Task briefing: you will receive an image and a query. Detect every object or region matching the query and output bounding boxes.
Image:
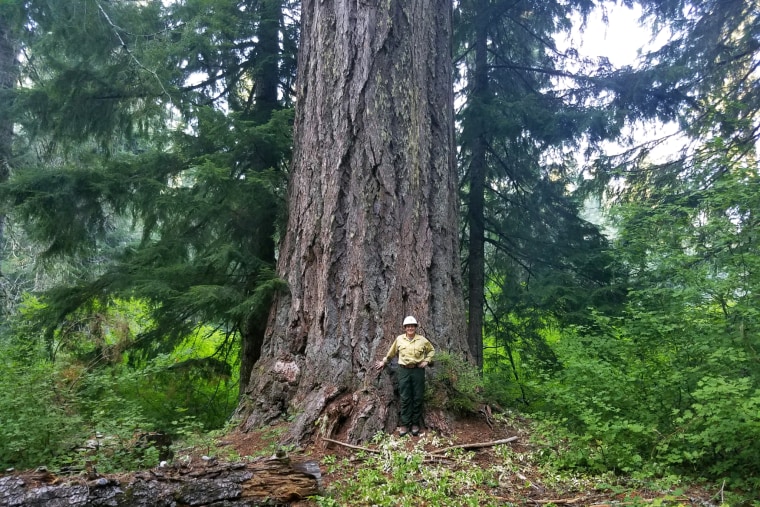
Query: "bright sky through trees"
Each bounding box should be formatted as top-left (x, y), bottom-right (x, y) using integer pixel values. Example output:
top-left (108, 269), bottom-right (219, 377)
top-left (571, 3), bottom-right (654, 67)
top-left (563, 4), bottom-right (684, 168)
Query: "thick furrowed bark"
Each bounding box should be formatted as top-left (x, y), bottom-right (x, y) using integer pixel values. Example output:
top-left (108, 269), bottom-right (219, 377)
top-left (238, 0), bottom-right (468, 444)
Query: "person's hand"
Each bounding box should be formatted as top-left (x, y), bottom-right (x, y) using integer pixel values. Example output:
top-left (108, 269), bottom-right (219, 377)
top-left (419, 361), bottom-right (429, 368)
top-left (374, 359), bottom-right (386, 371)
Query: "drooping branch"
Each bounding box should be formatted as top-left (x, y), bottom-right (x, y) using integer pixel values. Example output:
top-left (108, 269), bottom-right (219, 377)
top-left (95, 1), bottom-right (172, 100)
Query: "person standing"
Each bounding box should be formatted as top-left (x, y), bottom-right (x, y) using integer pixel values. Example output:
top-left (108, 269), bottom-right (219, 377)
top-left (375, 316), bottom-right (435, 436)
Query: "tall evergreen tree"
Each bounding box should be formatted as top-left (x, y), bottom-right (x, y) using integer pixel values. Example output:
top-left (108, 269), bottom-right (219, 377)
top-left (238, 0), bottom-right (468, 444)
top-left (589, 0), bottom-right (760, 189)
top-left (1, 0), bottom-right (297, 393)
top-left (604, 0), bottom-right (760, 371)
top-left (535, 0), bottom-right (760, 483)
top-left (455, 0), bottom-right (620, 374)
top-left (0, 5), bottom-right (17, 248)
top-left (0, 2), bottom-right (21, 317)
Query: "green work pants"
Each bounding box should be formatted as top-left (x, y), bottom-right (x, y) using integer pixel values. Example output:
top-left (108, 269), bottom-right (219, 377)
top-left (397, 366), bottom-right (425, 427)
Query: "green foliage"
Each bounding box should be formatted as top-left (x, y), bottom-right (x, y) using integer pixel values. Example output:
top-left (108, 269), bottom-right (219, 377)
top-left (481, 360), bottom-right (528, 409)
top-left (427, 352), bottom-right (484, 414)
top-left (1, 0), bottom-right (296, 394)
top-left (657, 374), bottom-right (760, 491)
top-left (1, 0), bottom-right (294, 474)
top-left (524, 4), bottom-right (760, 490)
top-left (481, 313), bottom-right (564, 408)
top-left (455, 0), bottom-right (624, 369)
top-left (0, 295), bottom-right (238, 472)
top-left (316, 433), bottom-right (503, 506)
top-left (0, 340), bottom-right (85, 469)
top-left (530, 299), bottom-right (760, 495)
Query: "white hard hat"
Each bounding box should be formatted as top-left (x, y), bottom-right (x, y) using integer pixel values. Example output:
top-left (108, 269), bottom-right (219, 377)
top-left (402, 316), bottom-right (418, 326)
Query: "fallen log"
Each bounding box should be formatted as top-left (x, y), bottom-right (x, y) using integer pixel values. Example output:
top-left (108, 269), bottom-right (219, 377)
top-left (0, 457), bottom-right (321, 506)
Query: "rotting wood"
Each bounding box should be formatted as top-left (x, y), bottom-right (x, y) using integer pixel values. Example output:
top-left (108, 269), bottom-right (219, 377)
top-left (0, 457), bottom-right (321, 506)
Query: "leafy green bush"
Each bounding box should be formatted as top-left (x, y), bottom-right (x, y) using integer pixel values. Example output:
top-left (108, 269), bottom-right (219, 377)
top-left (482, 363), bottom-right (528, 408)
top-left (427, 352), bottom-right (484, 413)
top-left (656, 373), bottom-right (760, 491)
top-left (0, 340), bottom-right (170, 472)
top-left (0, 296), bottom-right (238, 472)
top-left (0, 346), bottom-right (86, 469)
top-left (528, 307), bottom-right (760, 498)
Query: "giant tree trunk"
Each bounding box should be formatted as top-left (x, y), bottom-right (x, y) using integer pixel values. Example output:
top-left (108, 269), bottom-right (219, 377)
top-left (238, 0), bottom-right (468, 444)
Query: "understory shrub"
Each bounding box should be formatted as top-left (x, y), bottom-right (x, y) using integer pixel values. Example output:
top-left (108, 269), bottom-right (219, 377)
top-left (427, 352), bottom-right (484, 413)
top-left (529, 315), bottom-right (760, 497)
top-left (656, 374), bottom-right (760, 491)
top-left (0, 298), bottom-right (238, 472)
top-left (0, 346), bottom-right (86, 469)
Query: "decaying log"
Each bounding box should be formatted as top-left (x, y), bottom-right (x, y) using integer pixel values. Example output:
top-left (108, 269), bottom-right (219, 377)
top-left (0, 457), bottom-right (321, 506)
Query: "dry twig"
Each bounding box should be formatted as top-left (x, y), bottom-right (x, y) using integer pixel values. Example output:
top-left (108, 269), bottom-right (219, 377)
top-left (428, 436), bottom-right (518, 455)
top-left (533, 496), bottom-right (586, 504)
top-left (321, 437), bottom-right (381, 454)
top-left (321, 435), bottom-right (518, 461)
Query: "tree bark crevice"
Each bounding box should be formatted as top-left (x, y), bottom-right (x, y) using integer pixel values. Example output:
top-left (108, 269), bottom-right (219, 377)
top-left (240, 0), bottom-right (467, 445)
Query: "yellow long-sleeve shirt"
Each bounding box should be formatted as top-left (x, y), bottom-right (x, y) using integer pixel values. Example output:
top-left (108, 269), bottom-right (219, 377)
top-left (383, 334), bottom-right (435, 366)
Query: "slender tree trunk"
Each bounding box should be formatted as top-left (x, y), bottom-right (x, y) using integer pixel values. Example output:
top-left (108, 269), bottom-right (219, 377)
top-left (238, 0), bottom-right (284, 398)
top-left (0, 13), bottom-right (17, 258)
top-left (238, 0), bottom-right (467, 444)
top-left (250, 0), bottom-right (281, 125)
top-left (465, 0), bottom-right (489, 370)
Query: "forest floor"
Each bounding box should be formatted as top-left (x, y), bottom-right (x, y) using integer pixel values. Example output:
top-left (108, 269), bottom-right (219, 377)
top-left (216, 413), bottom-right (724, 506)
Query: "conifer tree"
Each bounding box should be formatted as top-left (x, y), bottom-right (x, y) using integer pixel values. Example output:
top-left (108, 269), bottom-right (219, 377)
top-left (455, 0), bottom-right (619, 373)
top-left (601, 0), bottom-right (760, 358)
top-left (541, 0), bottom-right (760, 481)
top-left (238, 0), bottom-right (468, 444)
top-left (0, 2), bottom-right (21, 317)
top-left (1, 0), bottom-right (297, 393)
top-left (0, 7), bottom-right (17, 253)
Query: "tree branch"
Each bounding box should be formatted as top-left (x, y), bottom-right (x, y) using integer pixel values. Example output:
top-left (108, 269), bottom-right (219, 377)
top-left (96, 1), bottom-right (172, 101)
top-left (428, 436), bottom-right (518, 455)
